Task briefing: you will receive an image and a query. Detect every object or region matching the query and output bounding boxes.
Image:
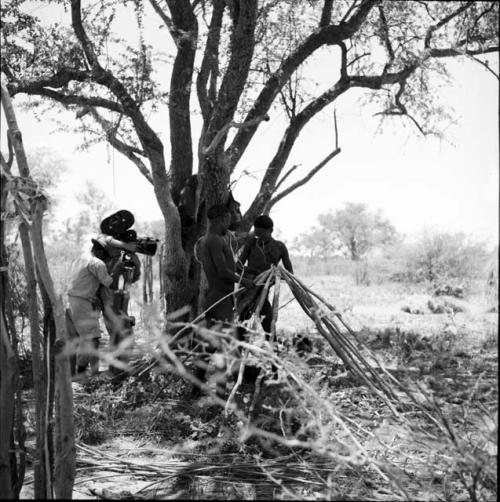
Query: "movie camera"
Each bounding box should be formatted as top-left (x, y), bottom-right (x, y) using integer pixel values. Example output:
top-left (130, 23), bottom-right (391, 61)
top-left (100, 209), bottom-right (159, 257)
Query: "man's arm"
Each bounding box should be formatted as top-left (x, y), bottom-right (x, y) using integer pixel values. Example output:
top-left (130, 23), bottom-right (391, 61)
top-left (208, 237), bottom-right (253, 288)
top-left (236, 238), bottom-right (253, 272)
top-left (104, 236), bottom-right (139, 253)
top-left (88, 259), bottom-right (114, 287)
top-left (280, 243), bottom-right (294, 274)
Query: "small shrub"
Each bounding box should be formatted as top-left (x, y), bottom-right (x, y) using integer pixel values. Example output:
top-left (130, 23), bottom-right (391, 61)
top-left (402, 232), bottom-right (488, 286)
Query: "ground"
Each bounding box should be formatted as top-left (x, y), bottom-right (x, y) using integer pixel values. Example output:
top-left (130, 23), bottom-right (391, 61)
top-left (20, 275), bottom-right (497, 500)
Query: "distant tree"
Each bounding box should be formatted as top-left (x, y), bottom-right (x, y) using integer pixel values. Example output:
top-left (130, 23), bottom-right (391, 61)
top-left (292, 226), bottom-right (340, 261)
top-left (61, 180), bottom-right (115, 245)
top-left (298, 203), bottom-right (398, 261)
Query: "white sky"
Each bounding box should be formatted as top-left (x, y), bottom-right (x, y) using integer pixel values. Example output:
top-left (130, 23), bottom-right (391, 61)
top-left (3, 2), bottom-right (499, 248)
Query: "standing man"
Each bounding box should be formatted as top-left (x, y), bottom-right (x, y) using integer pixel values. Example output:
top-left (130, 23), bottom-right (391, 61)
top-left (96, 236), bottom-right (141, 374)
top-left (237, 214), bottom-right (294, 336)
top-left (193, 204), bottom-right (254, 398)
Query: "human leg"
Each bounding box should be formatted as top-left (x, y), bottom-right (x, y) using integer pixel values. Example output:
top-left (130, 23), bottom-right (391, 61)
top-left (68, 296), bottom-right (101, 375)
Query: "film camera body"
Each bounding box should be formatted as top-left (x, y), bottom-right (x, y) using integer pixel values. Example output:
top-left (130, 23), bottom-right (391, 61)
top-left (100, 209), bottom-right (158, 257)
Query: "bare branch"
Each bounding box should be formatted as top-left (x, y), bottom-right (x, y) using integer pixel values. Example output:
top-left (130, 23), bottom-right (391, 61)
top-left (90, 109), bottom-right (154, 185)
top-left (320, 0), bottom-right (334, 27)
top-left (424, 1), bottom-right (474, 49)
top-left (202, 114), bottom-right (269, 156)
top-left (273, 164), bottom-right (299, 194)
top-left (378, 5), bottom-right (394, 76)
top-left (340, 0), bottom-right (361, 23)
top-left (196, 0), bottom-right (224, 121)
top-left (14, 87), bottom-right (124, 114)
top-left (267, 148), bottom-right (341, 210)
top-left (468, 55), bottom-right (499, 79)
top-left (7, 69), bottom-right (91, 96)
top-left (429, 45), bottom-right (499, 58)
top-left (224, 0), bottom-right (378, 170)
top-left (1, 131), bottom-right (15, 170)
top-left (333, 108), bottom-right (339, 150)
top-left (148, 0), bottom-right (175, 37)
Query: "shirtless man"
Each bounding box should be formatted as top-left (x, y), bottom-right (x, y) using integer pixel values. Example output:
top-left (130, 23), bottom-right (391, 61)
top-left (193, 204), bottom-right (253, 398)
top-left (238, 214), bottom-right (293, 333)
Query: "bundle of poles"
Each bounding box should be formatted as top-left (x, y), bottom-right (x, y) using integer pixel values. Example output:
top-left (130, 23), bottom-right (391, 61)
top-left (240, 265), bottom-right (408, 415)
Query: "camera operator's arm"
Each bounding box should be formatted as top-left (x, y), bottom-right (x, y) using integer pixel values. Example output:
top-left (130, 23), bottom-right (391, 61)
top-left (103, 236), bottom-right (139, 253)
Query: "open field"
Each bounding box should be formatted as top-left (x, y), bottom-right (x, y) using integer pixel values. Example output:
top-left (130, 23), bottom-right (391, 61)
top-left (19, 273), bottom-right (497, 500)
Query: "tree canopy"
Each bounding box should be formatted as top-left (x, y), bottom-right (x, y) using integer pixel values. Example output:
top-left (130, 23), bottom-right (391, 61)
top-left (1, 0), bottom-right (498, 311)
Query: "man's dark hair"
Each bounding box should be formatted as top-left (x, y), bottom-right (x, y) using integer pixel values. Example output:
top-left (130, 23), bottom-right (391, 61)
top-left (207, 204), bottom-right (231, 220)
top-left (91, 240), bottom-right (110, 261)
top-left (254, 215), bottom-right (273, 230)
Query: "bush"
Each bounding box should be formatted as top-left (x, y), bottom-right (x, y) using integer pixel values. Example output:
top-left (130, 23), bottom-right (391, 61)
top-left (402, 232), bottom-right (488, 286)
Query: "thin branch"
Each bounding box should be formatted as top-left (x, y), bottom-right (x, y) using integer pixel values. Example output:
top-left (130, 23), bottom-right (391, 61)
top-left (346, 51), bottom-right (370, 69)
top-left (201, 114), bottom-right (269, 156)
top-left (267, 148), bottom-right (341, 209)
top-left (17, 87), bottom-right (124, 114)
top-left (148, 0), bottom-right (175, 37)
top-left (333, 108), bottom-right (339, 150)
top-left (468, 54), bottom-right (499, 79)
top-left (424, 1), bottom-right (474, 49)
top-left (273, 164), bottom-right (299, 194)
top-left (90, 109), bottom-right (154, 185)
top-left (340, 0), bottom-right (361, 23)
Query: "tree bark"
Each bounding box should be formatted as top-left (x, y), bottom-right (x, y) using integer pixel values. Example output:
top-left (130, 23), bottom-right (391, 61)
top-left (1, 81), bottom-right (75, 498)
top-left (18, 223), bottom-right (49, 498)
top-left (166, 0), bottom-right (198, 204)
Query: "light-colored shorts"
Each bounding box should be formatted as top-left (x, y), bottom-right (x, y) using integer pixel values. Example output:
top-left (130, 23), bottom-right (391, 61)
top-left (67, 296), bottom-right (101, 368)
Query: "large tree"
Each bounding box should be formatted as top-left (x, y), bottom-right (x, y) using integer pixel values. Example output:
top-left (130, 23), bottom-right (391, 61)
top-left (1, 0), bottom-right (498, 313)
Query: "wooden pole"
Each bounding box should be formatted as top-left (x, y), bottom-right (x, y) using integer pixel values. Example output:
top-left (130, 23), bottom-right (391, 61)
top-left (1, 82), bottom-right (75, 499)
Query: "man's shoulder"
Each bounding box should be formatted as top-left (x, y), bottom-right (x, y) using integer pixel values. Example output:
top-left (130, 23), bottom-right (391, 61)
top-left (271, 238), bottom-right (288, 251)
top-left (88, 255), bottom-right (107, 270)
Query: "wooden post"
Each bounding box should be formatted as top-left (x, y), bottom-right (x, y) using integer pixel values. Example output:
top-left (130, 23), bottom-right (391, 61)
top-left (0, 311), bottom-right (16, 499)
top-left (147, 255), bottom-right (153, 302)
top-left (1, 82), bottom-right (75, 499)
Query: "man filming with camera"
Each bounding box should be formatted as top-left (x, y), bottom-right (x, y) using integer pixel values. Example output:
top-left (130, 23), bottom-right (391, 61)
top-left (66, 210), bottom-right (157, 380)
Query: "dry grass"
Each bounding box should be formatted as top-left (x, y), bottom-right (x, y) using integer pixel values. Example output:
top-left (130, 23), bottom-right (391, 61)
top-left (19, 270), bottom-right (497, 500)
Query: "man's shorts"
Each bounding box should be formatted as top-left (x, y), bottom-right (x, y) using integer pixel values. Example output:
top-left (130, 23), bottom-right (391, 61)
top-left (204, 289), bottom-right (234, 325)
top-left (67, 296), bottom-right (101, 368)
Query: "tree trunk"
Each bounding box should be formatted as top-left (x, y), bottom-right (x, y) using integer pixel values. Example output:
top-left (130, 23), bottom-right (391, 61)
top-left (30, 200), bottom-right (75, 500)
top-left (1, 82), bottom-right (75, 498)
top-left (0, 311), bottom-right (16, 500)
top-left (19, 223), bottom-right (49, 498)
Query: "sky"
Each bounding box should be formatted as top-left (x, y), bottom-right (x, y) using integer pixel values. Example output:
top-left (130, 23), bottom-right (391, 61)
top-left (2, 2), bottom-right (499, 249)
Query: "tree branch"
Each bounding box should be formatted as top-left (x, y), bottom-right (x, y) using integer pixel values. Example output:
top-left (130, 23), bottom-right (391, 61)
top-left (266, 148), bottom-right (341, 210)
top-left (424, 1), bottom-right (474, 49)
top-left (320, 0), bottom-right (334, 27)
top-left (201, 113), bottom-right (269, 156)
top-left (205, 0), bottom-right (258, 143)
top-left (340, 0), bottom-right (361, 23)
top-left (224, 0), bottom-right (377, 170)
top-left (7, 69), bottom-right (91, 96)
top-left (467, 54), bottom-right (499, 79)
top-left (378, 5), bottom-right (394, 76)
top-left (148, 0), bottom-right (176, 38)
top-left (163, 0), bottom-right (198, 203)
top-left (273, 164), bottom-right (299, 194)
top-left (89, 109), bottom-right (154, 185)
top-left (12, 86), bottom-right (124, 114)
top-left (196, 0), bottom-right (224, 121)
